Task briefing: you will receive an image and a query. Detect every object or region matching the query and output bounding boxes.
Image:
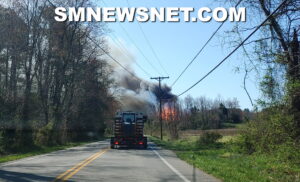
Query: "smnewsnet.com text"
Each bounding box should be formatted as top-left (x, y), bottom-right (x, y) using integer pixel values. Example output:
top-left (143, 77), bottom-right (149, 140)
top-left (54, 7), bottom-right (246, 22)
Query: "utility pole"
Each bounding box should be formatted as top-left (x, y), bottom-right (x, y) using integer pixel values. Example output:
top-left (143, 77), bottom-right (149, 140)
top-left (151, 76), bottom-right (169, 140)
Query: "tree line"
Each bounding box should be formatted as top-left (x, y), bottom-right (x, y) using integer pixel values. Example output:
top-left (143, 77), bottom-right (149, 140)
top-left (145, 95), bottom-right (252, 139)
top-left (0, 0), bottom-right (117, 152)
top-left (179, 96), bottom-right (251, 130)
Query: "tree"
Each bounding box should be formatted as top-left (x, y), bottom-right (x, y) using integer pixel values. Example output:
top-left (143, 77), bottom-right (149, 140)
top-left (226, 0), bottom-right (299, 135)
top-left (0, 0), bottom-right (117, 150)
top-left (222, 0), bottom-right (300, 154)
top-left (219, 103), bottom-right (228, 123)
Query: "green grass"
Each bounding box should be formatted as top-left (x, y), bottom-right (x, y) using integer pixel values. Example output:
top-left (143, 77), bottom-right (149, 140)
top-left (221, 122), bottom-right (246, 129)
top-left (150, 136), bottom-right (300, 182)
top-left (0, 141), bottom-right (93, 164)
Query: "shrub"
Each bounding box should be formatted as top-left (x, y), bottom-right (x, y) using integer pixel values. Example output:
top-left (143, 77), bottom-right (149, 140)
top-left (236, 105), bottom-right (300, 168)
top-left (240, 106), bottom-right (299, 156)
top-left (34, 122), bottom-right (55, 146)
top-left (197, 132), bottom-right (222, 146)
top-left (104, 127), bottom-right (113, 137)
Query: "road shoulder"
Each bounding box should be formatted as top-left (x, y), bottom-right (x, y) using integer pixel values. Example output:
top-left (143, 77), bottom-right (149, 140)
top-left (149, 142), bottom-right (221, 182)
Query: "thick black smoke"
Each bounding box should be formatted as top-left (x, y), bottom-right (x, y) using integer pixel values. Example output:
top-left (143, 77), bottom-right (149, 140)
top-left (116, 73), bottom-right (155, 113)
top-left (119, 94), bottom-right (155, 113)
top-left (151, 84), bottom-right (176, 102)
top-left (118, 75), bottom-right (142, 93)
top-left (107, 37), bottom-right (175, 113)
top-left (117, 74), bottom-right (176, 114)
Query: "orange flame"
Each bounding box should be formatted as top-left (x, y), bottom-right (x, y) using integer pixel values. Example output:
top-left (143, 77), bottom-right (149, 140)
top-left (162, 106), bottom-right (176, 121)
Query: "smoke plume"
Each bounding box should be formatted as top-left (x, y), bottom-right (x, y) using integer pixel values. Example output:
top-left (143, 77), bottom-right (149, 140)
top-left (106, 36), bottom-right (176, 114)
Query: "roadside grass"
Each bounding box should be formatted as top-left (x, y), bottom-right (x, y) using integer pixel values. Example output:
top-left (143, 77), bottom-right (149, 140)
top-left (221, 122), bottom-right (245, 129)
top-left (150, 136), bottom-right (300, 182)
top-left (180, 128), bottom-right (240, 138)
top-left (0, 141), bottom-right (98, 164)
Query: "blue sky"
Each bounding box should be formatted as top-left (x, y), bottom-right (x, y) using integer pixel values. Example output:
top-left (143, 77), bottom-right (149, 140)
top-left (96, 0), bottom-right (260, 109)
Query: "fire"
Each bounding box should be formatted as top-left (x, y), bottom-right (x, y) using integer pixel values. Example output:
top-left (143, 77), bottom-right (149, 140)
top-left (162, 106), bottom-right (176, 121)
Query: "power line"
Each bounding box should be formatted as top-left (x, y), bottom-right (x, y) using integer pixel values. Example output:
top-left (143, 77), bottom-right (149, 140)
top-left (137, 22), bottom-right (169, 75)
top-left (109, 33), bottom-right (130, 55)
top-left (126, 0), bottom-right (169, 75)
top-left (101, 0), bottom-right (163, 76)
top-left (171, 0), bottom-right (243, 87)
top-left (177, 0), bottom-right (289, 97)
top-left (108, 33), bottom-right (152, 77)
top-left (117, 24), bottom-right (163, 75)
top-left (88, 36), bottom-right (143, 81)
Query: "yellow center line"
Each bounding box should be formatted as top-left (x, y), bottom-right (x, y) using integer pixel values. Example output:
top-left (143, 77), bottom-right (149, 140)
top-left (53, 148), bottom-right (109, 182)
top-left (62, 149), bottom-right (108, 181)
top-left (53, 153), bottom-right (99, 180)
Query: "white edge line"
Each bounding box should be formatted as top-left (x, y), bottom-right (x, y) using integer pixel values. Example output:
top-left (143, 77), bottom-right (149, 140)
top-left (151, 147), bottom-right (191, 182)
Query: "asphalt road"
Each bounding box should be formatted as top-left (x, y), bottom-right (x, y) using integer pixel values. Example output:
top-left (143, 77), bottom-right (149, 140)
top-left (0, 140), bottom-right (220, 182)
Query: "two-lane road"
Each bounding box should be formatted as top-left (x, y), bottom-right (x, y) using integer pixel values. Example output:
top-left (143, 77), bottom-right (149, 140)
top-left (0, 140), bottom-right (220, 182)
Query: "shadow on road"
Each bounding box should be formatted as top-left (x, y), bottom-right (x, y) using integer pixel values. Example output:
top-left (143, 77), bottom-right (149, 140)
top-left (0, 169), bottom-right (71, 182)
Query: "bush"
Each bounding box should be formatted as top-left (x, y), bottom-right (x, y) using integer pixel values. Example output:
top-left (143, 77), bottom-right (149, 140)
top-left (197, 132), bottom-right (222, 146)
top-left (104, 127), bottom-right (113, 137)
top-left (240, 107), bottom-right (296, 154)
top-left (34, 122), bottom-right (56, 146)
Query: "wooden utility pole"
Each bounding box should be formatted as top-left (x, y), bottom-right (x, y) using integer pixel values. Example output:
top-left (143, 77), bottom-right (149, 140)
top-left (151, 76), bottom-right (169, 140)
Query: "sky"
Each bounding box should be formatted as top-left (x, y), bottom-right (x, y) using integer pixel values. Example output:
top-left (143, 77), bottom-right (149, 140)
top-left (96, 0), bottom-right (261, 109)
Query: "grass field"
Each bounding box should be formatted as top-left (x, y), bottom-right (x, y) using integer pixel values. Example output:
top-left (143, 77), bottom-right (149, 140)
top-left (179, 123), bottom-right (245, 139)
top-left (180, 128), bottom-right (240, 138)
top-left (150, 135), bottom-right (300, 182)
